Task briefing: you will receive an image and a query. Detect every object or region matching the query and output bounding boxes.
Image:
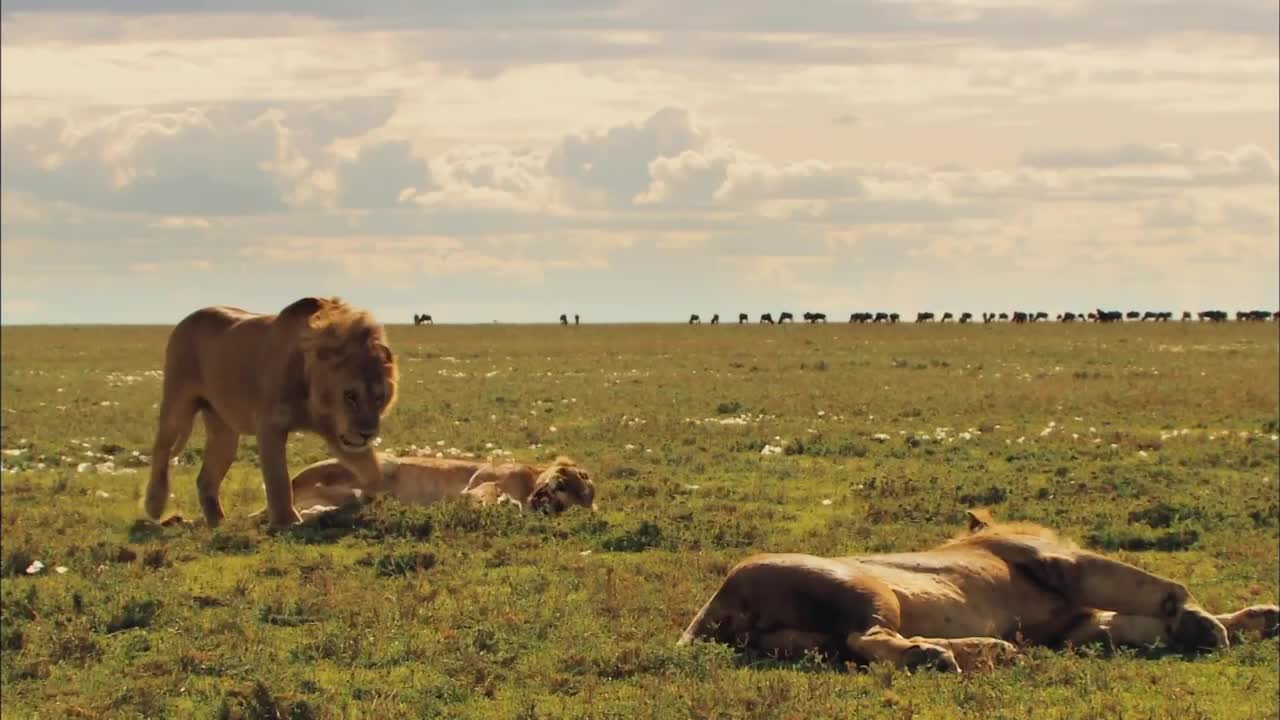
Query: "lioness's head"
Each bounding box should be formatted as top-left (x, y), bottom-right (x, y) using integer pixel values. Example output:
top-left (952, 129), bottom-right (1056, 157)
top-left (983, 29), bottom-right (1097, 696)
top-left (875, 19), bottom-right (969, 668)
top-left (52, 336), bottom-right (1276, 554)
top-left (298, 298), bottom-right (399, 453)
top-left (528, 456), bottom-right (597, 514)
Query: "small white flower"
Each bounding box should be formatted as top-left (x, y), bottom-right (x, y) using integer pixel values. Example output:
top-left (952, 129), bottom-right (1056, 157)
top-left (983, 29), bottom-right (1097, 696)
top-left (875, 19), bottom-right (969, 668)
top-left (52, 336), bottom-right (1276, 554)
top-left (96, 490), bottom-right (110, 498)
top-left (77, 462), bottom-right (92, 473)
top-left (625, 444), bottom-right (636, 450)
top-left (55, 566), bottom-right (68, 575)
top-left (817, 411), bottom-right (826, 417)
top-left (25, 560), bottom-right (44, 575)
top-left (821, 499), bottom-right (833, 506)
top-left (549, 426), bottom-right (558, 433)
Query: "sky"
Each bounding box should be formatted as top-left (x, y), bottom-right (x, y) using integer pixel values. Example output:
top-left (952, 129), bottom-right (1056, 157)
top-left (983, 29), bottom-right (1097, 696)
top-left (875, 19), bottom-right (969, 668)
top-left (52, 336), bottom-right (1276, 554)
top-left (1, 1), bottom-right (1277, 325)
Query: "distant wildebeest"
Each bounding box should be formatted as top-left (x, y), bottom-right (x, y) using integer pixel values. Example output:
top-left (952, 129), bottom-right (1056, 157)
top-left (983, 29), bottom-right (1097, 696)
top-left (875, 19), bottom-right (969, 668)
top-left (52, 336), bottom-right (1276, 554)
top-left (711, 314), bottom-right (720, 325)
top-left (1274, 311), bottom-right (1280, 322)
top-left (413, 313), bottom-right (433, 326)
top-left (779, 312), bottom-right (795, 323)
top-left (982, 312), bottom-right (994, 324)
top-left (1011, 311), bottom-right (1029, 324)
top-left (916, 312), bottom-right (935, 323)
top-left (1095, 309), bottom-right (1123, 323)
top-left (850, 312), bottom-right (873, 323)
top-left (803, 312), bottom-right (827, 323)
top-left (941, 312), bottom-right (954, 322)
top-left (1125, 311), bottom-right (1140, 320)
top-left (1032, 312), bottom-right (1049, 322)
top-left (1141, 311), bottom-right (1158, 322)
top-left (1181, 311), bottom-right (1192, 322)
top-left (889, 313), bottom-right (900, 323)
top-left (873, 312), bottom-right (890, 323)
top-left (998, 313), bottom-right (1009, 321)
top-left (739, 313), bottom-right (749, 324)
top-left (760, 313), bottom-right (775, 324)
top-left (689, 314), bottom-right (702, 325)
top-left (1198, 310), bottom-right (1228, 323)
top-left (1156, 311), bottom-right (1173, 322)
top-left (575, 314), bottom-right (580, 326)
top-left (959, 312), bottom-right (973, 324)
top-left (1241, 310), bottom-right (1271, 322)
top-left (560, 314), bottom-right (569, 325)
top-left (1059, 312), bottom-right (1078, 323)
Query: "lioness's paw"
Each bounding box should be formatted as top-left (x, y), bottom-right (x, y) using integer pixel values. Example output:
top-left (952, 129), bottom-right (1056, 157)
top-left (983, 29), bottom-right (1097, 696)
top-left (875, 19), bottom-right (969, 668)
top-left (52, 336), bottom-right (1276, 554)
top-left (1227, 605), bottom-right (1280, 639)
top-left (902, 643), bottom-right (961, 674)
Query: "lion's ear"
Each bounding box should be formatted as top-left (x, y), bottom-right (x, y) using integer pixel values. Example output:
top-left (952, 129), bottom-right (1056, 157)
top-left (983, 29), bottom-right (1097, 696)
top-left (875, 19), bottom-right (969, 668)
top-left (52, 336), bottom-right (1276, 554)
top-left (373, 342), bottom-right (394, 366)
top-left (966, 508), bottom-right (994, 532)
top-left (280, 297), bottom-right (325, 320)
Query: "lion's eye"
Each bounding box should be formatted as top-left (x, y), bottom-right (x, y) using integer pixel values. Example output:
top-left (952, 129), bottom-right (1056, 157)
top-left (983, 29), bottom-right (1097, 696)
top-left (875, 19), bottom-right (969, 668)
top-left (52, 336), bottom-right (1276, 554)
top-left (343, 390), bottom-right (358, 407)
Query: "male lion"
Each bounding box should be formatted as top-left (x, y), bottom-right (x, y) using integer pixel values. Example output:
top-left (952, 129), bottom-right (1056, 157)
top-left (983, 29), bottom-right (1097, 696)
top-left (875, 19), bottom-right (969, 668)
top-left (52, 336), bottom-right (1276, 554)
top-left (677, 508), bottom-right (1278, 674)
top-left (280, 452), bottom-right (598, 516)
top-left (144, 297), bottom-right (399, 528)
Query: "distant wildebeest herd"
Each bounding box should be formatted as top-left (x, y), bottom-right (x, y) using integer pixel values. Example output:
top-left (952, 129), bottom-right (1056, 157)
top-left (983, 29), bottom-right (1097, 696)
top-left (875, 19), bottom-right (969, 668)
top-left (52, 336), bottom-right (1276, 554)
top-left (407, 308), bottom-right (1278, 325)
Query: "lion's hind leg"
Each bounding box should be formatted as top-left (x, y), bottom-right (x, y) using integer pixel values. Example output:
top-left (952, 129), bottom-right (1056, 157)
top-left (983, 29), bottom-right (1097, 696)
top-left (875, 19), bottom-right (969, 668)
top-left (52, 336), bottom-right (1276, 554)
top-left (917, 636), bottom-right (1020, 672)
top-left (845, 627), bottom-right (962, 674)
top-left (195, 409), bottom-right (239, 527)
top-left (755, 629), bottom-right (844, 662)
top-left (144, 390), bottom-right (200, 522)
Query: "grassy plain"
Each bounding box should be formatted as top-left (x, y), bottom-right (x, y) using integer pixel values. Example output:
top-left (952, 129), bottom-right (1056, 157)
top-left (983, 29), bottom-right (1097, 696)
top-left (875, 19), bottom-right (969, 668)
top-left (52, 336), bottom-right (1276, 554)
top-left (1, 320), bottom-right (1278, 719)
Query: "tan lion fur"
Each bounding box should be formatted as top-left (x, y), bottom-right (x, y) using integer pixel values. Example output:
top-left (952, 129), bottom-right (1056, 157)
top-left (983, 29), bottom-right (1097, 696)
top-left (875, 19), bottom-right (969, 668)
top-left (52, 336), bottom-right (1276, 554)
top-left (144, 296), bottom-right (398, 528)
top-left (282, 452), bottom-right (597, 515)
top-left (677, 508), bottom-right (1279, 674)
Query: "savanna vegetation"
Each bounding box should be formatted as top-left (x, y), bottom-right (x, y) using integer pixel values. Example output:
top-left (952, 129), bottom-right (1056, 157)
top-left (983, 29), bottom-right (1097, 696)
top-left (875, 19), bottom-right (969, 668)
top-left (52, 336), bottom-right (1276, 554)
top-left (1, 321), bottom-right (1277, 719)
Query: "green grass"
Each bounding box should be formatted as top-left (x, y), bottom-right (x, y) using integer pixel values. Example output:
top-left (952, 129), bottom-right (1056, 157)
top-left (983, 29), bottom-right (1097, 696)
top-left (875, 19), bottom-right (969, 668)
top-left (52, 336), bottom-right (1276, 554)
top-left (1, 321), bottom-right (1277, 719)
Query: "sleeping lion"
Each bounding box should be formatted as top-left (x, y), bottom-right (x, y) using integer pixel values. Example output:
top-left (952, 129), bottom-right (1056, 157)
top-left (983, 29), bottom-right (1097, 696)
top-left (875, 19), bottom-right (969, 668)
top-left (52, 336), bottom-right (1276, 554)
top-left (275, 452), bottom-right (598, 517)
top-left (678, 508), bottom-right (1279, 673)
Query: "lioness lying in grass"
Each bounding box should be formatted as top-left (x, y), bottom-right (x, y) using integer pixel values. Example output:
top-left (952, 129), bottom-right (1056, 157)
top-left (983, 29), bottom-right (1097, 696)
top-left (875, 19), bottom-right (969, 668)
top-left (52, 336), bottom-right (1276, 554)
top-left (678, 508), bottom-right (1278, 673)
top-left (269, 452), bottom-right (597, 517)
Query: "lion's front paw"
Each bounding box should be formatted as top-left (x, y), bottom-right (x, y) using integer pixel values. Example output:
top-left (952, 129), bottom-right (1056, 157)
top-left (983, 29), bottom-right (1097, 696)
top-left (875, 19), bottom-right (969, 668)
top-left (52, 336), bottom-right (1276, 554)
top-left (902, 643), bottom-right (962, 674)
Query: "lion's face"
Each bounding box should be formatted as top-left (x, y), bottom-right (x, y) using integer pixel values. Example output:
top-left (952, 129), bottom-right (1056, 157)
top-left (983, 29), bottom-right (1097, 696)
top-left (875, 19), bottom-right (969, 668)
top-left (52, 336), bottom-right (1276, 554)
top-left (305, 321), bottom-right (399, 453)
top-left (333, 354), bottom-right (397, 452)
top-left (528, 459), bottom-right (597, 514)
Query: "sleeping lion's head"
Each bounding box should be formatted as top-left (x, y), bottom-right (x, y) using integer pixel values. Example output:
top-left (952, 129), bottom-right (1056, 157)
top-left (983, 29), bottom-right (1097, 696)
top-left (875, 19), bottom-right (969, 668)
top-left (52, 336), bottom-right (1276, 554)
top-left (298, 297), bottom-right (399, 453)
top-left (528, 456), bottom-right (597, 514)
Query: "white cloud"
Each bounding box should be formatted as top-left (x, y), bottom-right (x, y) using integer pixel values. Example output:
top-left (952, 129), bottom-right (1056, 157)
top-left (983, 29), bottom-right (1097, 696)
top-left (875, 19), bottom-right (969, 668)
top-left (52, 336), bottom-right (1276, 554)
top-left (0, 3), bottom-right (1276, 323)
